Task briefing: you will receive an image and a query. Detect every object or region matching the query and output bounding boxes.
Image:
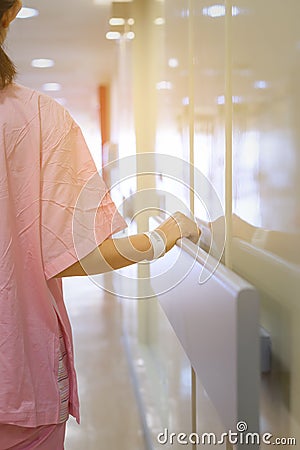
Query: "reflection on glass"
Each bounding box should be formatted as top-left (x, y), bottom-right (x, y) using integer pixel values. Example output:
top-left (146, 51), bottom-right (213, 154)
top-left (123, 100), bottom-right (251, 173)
top-left (232, 215), bottom-right (300, 265)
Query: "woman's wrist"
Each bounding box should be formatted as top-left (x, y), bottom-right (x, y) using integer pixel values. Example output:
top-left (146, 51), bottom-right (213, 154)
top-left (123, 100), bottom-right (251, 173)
top-left (143, 230), bottom-right (166, 260)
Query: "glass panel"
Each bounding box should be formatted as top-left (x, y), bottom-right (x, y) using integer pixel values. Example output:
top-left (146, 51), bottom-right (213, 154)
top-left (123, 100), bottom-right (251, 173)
top-left (193, 0), bottom-right (226, 222)
top-left (232, 0), bottom-right (300, 250)
top-left (121, 1), bottom-right (194, 448)
top-left (155, 0), bottom-right (191, 212)
top-left (192, 0), bottom-right (228, 442)
top-left (232, 0), bottom-right (300, 443)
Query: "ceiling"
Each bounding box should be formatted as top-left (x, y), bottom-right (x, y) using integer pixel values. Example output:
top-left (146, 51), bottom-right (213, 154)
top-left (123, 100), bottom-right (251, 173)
top-left (6, 0), bottom-right (300, 140)
top-left (6, 0), bottom-right (116, 132)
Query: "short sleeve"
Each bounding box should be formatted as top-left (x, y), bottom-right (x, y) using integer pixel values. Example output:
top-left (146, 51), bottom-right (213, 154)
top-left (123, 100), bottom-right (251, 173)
top-left (39, 96), bottom-right (127, 279)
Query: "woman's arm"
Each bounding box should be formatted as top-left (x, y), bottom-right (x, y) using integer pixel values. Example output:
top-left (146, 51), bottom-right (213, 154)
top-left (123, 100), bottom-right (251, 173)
top-left (56, 233), bottom-right (153, 277)
top-left (55, 212), bottom-right (200, 278)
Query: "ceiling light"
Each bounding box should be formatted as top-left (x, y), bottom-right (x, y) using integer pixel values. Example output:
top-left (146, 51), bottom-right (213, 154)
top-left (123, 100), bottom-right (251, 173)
top-left (182, 97), bottom-right (189, 106)
top-left (156, 81), bottom-right (173, 90)
top-left (231, 6), bottom-right (240, 16)
top-left (42, 83), bottom-right (61, 92)
top-left (217, 95), bottom-right (243, 104)
top-left (106, 31), bottom-right (121, 40)
top-left (202, 5), bottom-right (240, 18)
top-left (125, 31), bottom-right (135, 40)
top-left (127, 18), bottom-right (135, 25)
top-left (154, 17), bottom-right (165, 25)
top-left (203, 5), bottom-right (225, 17)
top-left (180, 9), bottom-right (190, 18)
top-left (31, 59), bottom-right (55, 69)
top-left (109, 17), bottom-right (125, 26)
top-left (168, 58), bottom-right (179, 68)
top-left (17, 7), bottom-right (39, 19)
top-left (254, 80), bottom-right (268, 89)
top-left (233, 95), bottom-right (243, 103)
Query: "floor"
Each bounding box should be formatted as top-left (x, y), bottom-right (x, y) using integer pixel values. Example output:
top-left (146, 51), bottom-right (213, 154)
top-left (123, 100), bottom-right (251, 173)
top-left (61, 268), bottom-right (226, 450)
top-left (61, 258), bottom-right (298, 450)
top-left (62, 276), bottom-right (146, 450)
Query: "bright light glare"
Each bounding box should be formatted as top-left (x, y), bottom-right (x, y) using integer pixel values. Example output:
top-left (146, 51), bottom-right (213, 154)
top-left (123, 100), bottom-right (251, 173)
top-left (42, 83), bottom-right (61, 92)
top-left (156, 81), bottom-right (173, 90)
top-left (254, 80), bottom-right (268, 89)
top-left (181, 9), bottom-right (190, 18)
top-left (203, 5), bottom-right (225, 17)
top-left (17, 7), bottom-right (39, 19)
top-left (109, 17), bottom-right (125, 26)
top-left (233, 95), bottom-right (242, 103)
top-left (217, 95), bottom-right (242, 104)
top-left (127, 18), bottom-right (135, 25)
top-left (106, 31), bottom-right (121, 40)
top-left (168, 58), bottom-right (179, 68)
top-left (154, 17), bottom-right (165, 25)
top-left (31, 59), bottom-right (55, 68)
top-left (125, 32), bottom-right (135, 40)
top-left (202, 5), bottom-right (240, 18)
top-left (232, 6), bottom-right (240, 16)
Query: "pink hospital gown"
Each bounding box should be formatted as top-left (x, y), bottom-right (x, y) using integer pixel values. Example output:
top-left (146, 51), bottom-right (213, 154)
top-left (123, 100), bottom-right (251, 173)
top-left (0, 83), bottom-right (127, 428)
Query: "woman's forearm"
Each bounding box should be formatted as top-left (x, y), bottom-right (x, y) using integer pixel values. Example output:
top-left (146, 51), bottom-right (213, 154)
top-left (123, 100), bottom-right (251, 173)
top-left (55, 211), bottom-right (201, 278)
top-left (55, 233), bottom-right (153, 278)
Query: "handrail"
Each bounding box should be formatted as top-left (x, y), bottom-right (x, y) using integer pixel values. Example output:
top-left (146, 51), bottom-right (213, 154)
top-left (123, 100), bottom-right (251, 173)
top-left (153, 242), bottom-right (260, 444)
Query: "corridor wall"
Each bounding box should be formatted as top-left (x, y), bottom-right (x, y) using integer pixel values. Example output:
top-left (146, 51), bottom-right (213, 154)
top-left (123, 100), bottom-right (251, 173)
top-left (108, 0), bottom-right (300, 447)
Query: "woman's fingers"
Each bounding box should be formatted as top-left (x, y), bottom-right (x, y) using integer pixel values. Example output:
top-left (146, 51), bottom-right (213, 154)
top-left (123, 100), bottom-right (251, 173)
top-left (174, 212), bottom-right (201, 243)
top-left (156, 212), bottom-right (201, 251)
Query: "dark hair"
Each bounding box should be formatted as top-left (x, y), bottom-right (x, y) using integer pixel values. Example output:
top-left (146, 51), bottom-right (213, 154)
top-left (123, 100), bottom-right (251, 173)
top-left (0, 0), bottom-right (17, 88)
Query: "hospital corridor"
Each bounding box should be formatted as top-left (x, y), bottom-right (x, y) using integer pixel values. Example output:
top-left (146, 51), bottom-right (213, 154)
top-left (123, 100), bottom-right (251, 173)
top-left (2, 0), bottom-right (300, 449)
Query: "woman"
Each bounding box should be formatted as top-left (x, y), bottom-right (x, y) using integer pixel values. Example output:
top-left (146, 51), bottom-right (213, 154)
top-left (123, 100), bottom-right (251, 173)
top-left (0, 1), bottom-right (200, 448)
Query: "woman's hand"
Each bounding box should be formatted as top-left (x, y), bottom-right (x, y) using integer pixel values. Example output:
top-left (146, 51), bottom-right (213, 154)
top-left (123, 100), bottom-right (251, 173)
top-left (155, 211), bottom-right (201, 252)
top-left (56, 212), bottom-right (201, 278)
